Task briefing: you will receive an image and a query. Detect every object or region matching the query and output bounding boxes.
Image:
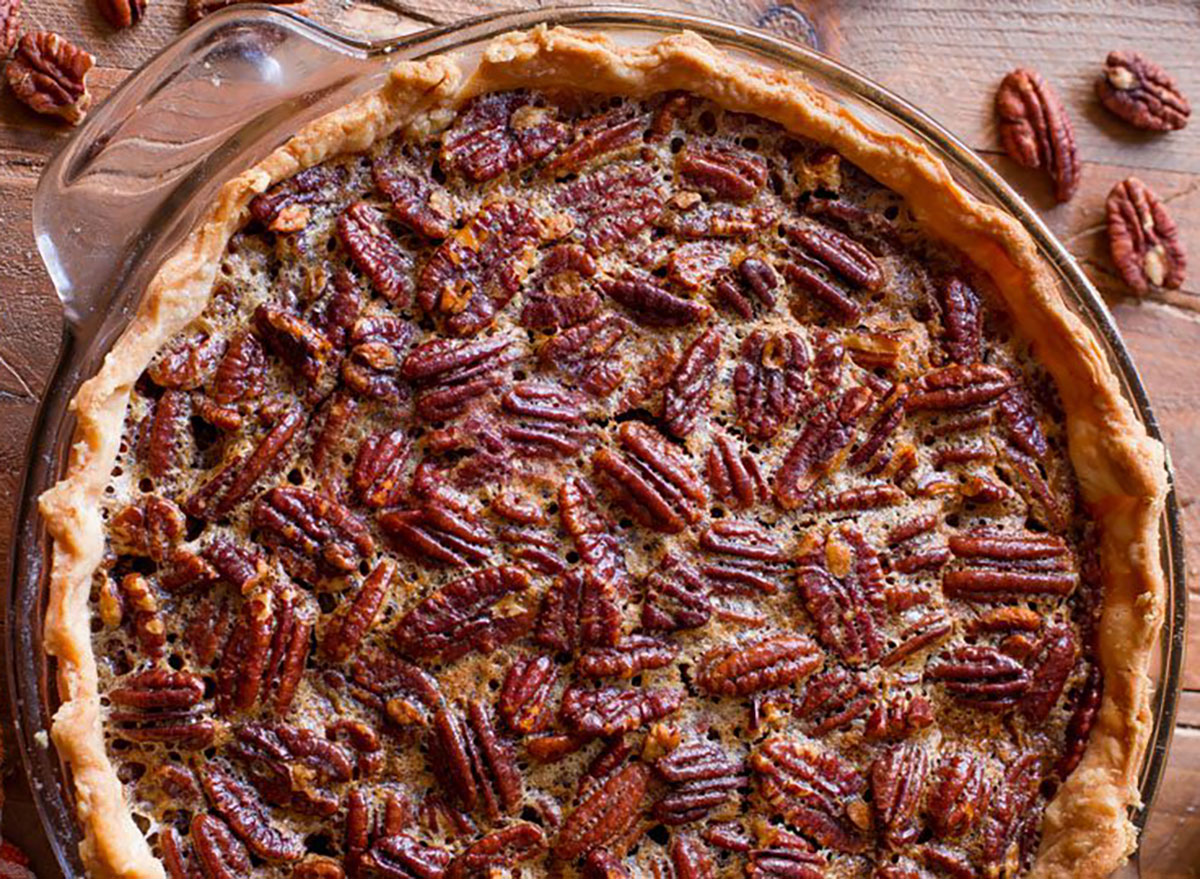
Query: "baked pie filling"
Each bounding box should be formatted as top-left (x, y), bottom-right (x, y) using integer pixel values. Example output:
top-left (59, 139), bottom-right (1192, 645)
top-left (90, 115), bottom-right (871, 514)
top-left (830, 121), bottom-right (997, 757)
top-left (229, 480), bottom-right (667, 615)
top-left (43, 30), bottom-right (1164, 879)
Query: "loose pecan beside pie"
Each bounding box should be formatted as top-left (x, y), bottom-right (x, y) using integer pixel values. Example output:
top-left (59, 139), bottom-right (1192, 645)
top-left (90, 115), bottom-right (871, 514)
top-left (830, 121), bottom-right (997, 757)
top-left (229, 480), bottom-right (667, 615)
top-left (39, 27), bottom-right (1168, 879)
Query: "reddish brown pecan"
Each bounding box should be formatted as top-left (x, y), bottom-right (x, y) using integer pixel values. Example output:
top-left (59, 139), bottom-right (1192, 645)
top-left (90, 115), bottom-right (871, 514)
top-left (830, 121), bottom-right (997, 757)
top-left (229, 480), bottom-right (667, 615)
top-left (199, 764), bottom-right (304, 861)
top-left (944, 530), bottom-right (1076, 600)
top-left (697, 633), bottom-right (822, 696)
top-left (369, 833), bottom-right (453, 879)
top-left (882, 612), bottom-right (954, 667)
top-left (745, 828), bottom-right (826, 879)
top-left (148, 330), bottom-right (226, 390)
top-left (418, 201), bottom-right (540, 336)
top-left (555, 762), bottom-right (650, 861)
top-left (662, 326), bottom-right (723, 438)
top-left (928, 750), bottom-right (992, 840)
top-left (641, 551), bottom-right (712, 633)
top-left (6, 32), bottom-right (94, 123)
top-left (751, 736), bottom-right (866, 853)
top-left (446, 822), bottom-right (546, 879)
top-left (337, 202), bottom-right (415, 306)
top-left (372, 152), bottom-right (454, 239)
top-left (560, 686), bottom-right (685, 739)
top-left (1097, 51), bottom-right (1190, 131)
top-left (209, 331), bottom-right (266, 414)
top-left (558, 475), bottom-right (630, 594)
top-left (699, 520), bottom-right (787, 596)
top-left (793, 667), bottom-right (872, 735)
top-left (936, 277), bottom-right (983, 364)
top-left (667, 240), bottom-right (731, 292)
top-left (321, 559), bottom-right (394, 663)
top-left (227, 723), bottom-right (353, 817)
top-left (539, 313), bottom-right (630, 396)
top-left (795, 527), bottom-right (887, 665)
top-left (712, 256), bottom-right (779, 319)
top-left (430, 700), bottom-right (522, 822)
top-left (379, 470), bottom-right (492, 569)
top-left (1106, 177), bottom-right (1187, 293)
top-left (561, 164), bottom-right (666, 253)
top-left (441, 91), bottom-right (566, 182)
top-left (1057, 666), bottom-right (1102, 778)
top-left (250, 165), bottom-right (347, 230)
top-left (662, 833), bottom-right (717, 879)
top-left (677, 143), bottom-right (768, 201)
top-left (734, 330), bottom-right (809, 440)
top-left (995, 380), bottom-right (1048, 459)
top-left (254, 304), bottom-right (334, 389)
top-left (342, 315), bottom-right (414, 402)
top-left (0, 0), bottom-right (20, 53)
top-left (602, 271), bottom-right (711, 328)
top-left (497, 380), bottom-right (591, 458)
top-left (864, 691), bottom-right (935, 741)
top-left (549, 107), bottom-right (647, 176)
top-left (109, 495), bottom-right (186, 562)
top-left (109, 669), bottom-right (214, 749)
top-left (350, 428), bottom-right (410, 509)
top-left (349, 649), bottom-right (442, 727)
top-left (872, 743), bottom-right (929, 848)
top-left (114, 573), bottom-right (167, 659)
top-left (593, 421), bottom-right (705, 534)
top-left (653, 738), bottom-right (746, 826)
top-left (906, 364), bottom-right (1010, 412)
top-left (535, 568), bottom-right (620, 653)
top-left (401, 333), bottom-right (518, 422)
top-left (707, 434), bottom-right (768, 510)
top-left (187, 814), bottom-right (252, 879)
top-left (251, 486), bottom-right (373, 582)
top-left (782, 220), bottom-right (883, 320)
top-left (392, 565), bottom-right (532, 662)
top-left (1022, 623), bottom-right (1078, 722)
top-left (522, 243), bottom-right (600, 329)
top-left (982, 754), bottom-right (1043, 869)
top-left (291, 859), bottom-right (345, 879)
top-left (498, 654), bottom-right (558, 735)
top-left (145, 389), bottom-right (192, 480)
top-left (927, 644), bottom-right (1031, 711)
top-left (995, 68), bottom-right (1080, 202)
top-left (217, 581), bottom-right (313, 717)
top-left (773, 387), bottom-right (873, 508)
top-left (578, 635), bottom-right (678, 680)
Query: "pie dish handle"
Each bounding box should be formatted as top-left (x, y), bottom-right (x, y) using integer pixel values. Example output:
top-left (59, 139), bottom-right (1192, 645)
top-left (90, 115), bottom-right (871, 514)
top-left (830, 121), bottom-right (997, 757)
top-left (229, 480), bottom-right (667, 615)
top-left (32, 6), bottom-right (398, 340)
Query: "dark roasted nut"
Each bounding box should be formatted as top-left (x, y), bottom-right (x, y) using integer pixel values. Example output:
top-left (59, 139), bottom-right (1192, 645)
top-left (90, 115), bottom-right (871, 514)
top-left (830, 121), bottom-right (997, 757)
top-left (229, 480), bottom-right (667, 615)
top-left (254, 304), bottom-right (333, 387)
top-left (602, 272), bottom-right (711, 327)
top-left (782, 220), bottom-right (883, 320)
top-left (190, 814), bottom-right (252, 879)
top-left (653, 738), bottom-right (746, 825)
top-left (292, 858), bottom-right (346, 879)
top-left (981, 754), bottom-right (1043, 869)
top-left (430, 700), bottom-right (522, 821)
top-left (96, 0), bottom-right (146, 28)
top-left (555, 762), bottom-right (650, 861)
top-left (699, 520), bottom-right (787, 595)
top-left (882, 612), bottom-right (954, 667)
top-left (936, 277), bottom-right (983, 364)
top-left (351, 428), bottom-right (410, 509)
top-left (250, 165), bottom-right (346, 231)
top-left (1021, 623), bottom-right (1078, 722)
top-left (109, 670), bottom-right (214, 747)
top-left (663, 833), bottom-right (717, 879)
top-left (1057, 666), bottom-right (1102, 778)
top-left (115, 573), bottom-right (167, 659)
top-left (446, 822), bottom-right (546, 879)
top-left (402, 333), bottom-right (517, 421)
top-left (379, 470), bottom-right (492, 568)
top-left (321, 559), bottom-right (394, 662)
top-left (337, 202), bottom-right (415, 306)
top-left (697, 633), bottom-right (822, 696)
top-left (369, 833), bottom-right (452, 879)
top-left (200, 764), bottom-right (304, 861)
top-left (864, 691), bottom-right (935, 741)
top-left (872, 743), bottom-right (929, 848)
top-left (793, 667), bottom-right (872, 735)
top-left (110, 669), bottom-right (205, 709)
top-left (560, 164), bottom-right (665, 253)
top-left (373, 152), bottom-right (454, 238)
top-left (593, 421), bottom-right (705, 534)
top-left (745, 828), bottom-right (826, 879)
top-left (522, 243), bottom-right (600, 329)
top-left (1097, 50), bottom-right (1190, 131)
top-left (751, 736), bottom-right (866, 853)
top-left (539, 313), bottom-right (629, 396)
top-left (773, 387), bottom-right (873, 508)
top-left (342, 315), bottom-right (414, 401)
top-left (928, 750), bottom-right (992, 839)
top-left (734, 330), bottom-right (809, 440)
top-left (641, 551), bottom-right (711, 632)
top-left (418, 201), bottom-right (540, 336)
top-left (0, 0), bottom-right (20, 53)
top-left (145, 389), bottom-right (192, 480)
top-left (560, 686), bottom-right (685, 739)
top-left (227, 723), bottom-right (353, 817)
top-left (995, 68), bottom-right (1080, 202)
top-left (6, 32), bottom-right (94, 124)
top-left (217, 581), bottom-right (313, 717)
top-left (944, 530), bottom-right (1077, 599)
top-left (148, 330), bottom-right (226, 390)
top-left (712, 256), bottom-right (779, 319)
top-left (209, 330), bottom-right (266, 414)
top-left (498, 654), bottom-right (558, 735)
top-left (1106, 177), bottom-right (1187, 293)
top-left (662, 326), bottom-right (722, 437)
top-left (677, 143), bottom-right (768, 201)
top-left (578, 635), bottom-right (678, 679)
top-left (497, 380), bottom-right (591, 458)
top-left (559, 476), bottom-right (630, 592)
top-left (109, 495), bottom-right (186, 562)
top-left (707, 434), bottom-right (767, 511)
top-left (441, 91), bottom-right (565, 182)
top-left (906, 363), bottom-right (1010, 412)
top-left (535, 568), bottom-right (620, 652)
top-left (392, 565), bottom-right (532, 662)
top-left (349, 648), bottom-right (441, 726)
top-left (251, 486), bottom-right (374, 582)
top-left (550, 107), bottom-right (646, 176)
top-left (667, 240), bottom-right (730, 293)
top-left (794, 527), bottom-right (887, 665)
top-left (927, 645), bottom-right (1031, 711)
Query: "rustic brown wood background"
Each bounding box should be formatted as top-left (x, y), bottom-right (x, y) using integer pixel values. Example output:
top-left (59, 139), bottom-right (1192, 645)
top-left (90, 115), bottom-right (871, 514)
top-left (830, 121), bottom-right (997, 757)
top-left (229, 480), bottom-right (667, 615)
top-left (0, 0), bottom-right (1196, 875)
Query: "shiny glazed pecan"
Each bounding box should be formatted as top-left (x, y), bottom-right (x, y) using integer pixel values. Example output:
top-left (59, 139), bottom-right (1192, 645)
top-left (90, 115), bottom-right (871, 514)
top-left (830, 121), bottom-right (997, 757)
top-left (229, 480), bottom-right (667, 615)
top-left (337, 202), bottom-right (414, 306)
top-left (321, 559), bottom-right (395, 662)
top-left (498, 654), bottom-right (558, 734)
top-left (393, 565), bottom-right (531, 661)
top-left (662, 326), bottom-right (723, 437)
top-left (641, 551), bottom-right (712, 632)
top-left (926, 644), bottom-right (1031, 711)
top-left (944, 530), bottom-right (1076, 599)
top-left (200, 764), bottom-right (305, 861)
top-left (430, 700), bottom-right (523, 821)
top-left (379, 471), bottom-right (492, 568)
top-left (676, 143), bottom-right (768, 201)
top-left (602, 271), bottom-right (711, 327)
top-left (699, 520), bottom-right (788, 595)
top-left (562, 164), bottom-right (665, 253)
top-left (441, 91), bottom-right (566, 182)
top-left (793, 667), bottom-right (872, 735)
top-left (928, 750), bottom-right (992, 839)
top-left (555, 762), bottom-right (650, 861)
top-left (251, 486), bottom-right (374, 582)
top-left (773, 387), bottom-right (873, 508)
top-left (250, 165), bottom-right (347, 230)
top-left (578, 635), bottom-right (678, 679)
top-left (707, 434), bottom-right (768, 510)
top-left (535, 568), bottom-right (620, 652)
top-left (697, 633), bottom-right (822, 696)
top-left (734, 330), bottom-right (809, 440)
top-left (594, 421), bottom-right (705, 533)
top-left (539, 313), bottom-right (629, 396)
top-left (995, 68), bottom-right (1080, 202)
top-left (1106, 177), bottom-right (1187, 293)
top-left (653, 738), bottom-right (746, 825)
top-left (1097, 51), bottom-right (1190, 131)
top-left (446, 822), bottom-right (546, 879)
top-left (6, 32), bottom-right (94, 123)
top-left (872, 743), bottom-right (929, 848)
top-left (794, 528), bottom-right (887, 665)
top-left (402, 334), bottom-right (517, 421)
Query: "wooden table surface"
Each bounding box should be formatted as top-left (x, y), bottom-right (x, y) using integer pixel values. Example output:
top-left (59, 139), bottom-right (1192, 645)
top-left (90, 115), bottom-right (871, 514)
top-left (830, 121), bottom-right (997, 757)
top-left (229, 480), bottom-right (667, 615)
top-left (0, 0), bottom-right (1196, 876)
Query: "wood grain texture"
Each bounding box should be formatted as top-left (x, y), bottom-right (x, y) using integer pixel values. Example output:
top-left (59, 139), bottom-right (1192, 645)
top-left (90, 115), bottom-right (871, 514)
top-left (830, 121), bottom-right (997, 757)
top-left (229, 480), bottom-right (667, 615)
top-left (0, 1), bottom-right (1196, 877)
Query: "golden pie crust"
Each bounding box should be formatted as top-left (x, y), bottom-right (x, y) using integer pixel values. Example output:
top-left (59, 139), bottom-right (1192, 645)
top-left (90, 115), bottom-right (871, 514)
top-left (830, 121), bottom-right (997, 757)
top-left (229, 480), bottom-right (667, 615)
top-left (38, 27), bottom-right (1167, 879)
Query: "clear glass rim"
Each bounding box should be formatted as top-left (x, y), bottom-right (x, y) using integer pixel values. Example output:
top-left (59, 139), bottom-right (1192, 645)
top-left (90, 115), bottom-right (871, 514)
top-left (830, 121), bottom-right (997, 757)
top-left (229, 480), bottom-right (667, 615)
top-left (7, 5), bottom-right (1185, 877)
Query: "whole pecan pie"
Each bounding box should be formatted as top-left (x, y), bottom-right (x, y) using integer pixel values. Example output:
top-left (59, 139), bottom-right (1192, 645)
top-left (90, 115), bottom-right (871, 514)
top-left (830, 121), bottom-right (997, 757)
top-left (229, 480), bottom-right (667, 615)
top-left (40, 27), bottom-right (1168, 879)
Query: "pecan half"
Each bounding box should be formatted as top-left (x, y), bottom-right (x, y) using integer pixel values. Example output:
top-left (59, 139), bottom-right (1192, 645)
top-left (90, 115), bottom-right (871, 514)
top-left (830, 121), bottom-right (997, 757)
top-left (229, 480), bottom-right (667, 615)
top-left (96, 0), bottom-right (146, 29)
top-left (926, 644), bottom-right (1031, 711)
top-left (654, 738), bottom-right (746, 825)
top-left (109, 669), bottom-right (214, 749)
top-left (369, 833), bottom-right (453, 879)
top-left (707, 434), bottom-right (768, 511)
top-left (906, 364), bottom-right (1010, 412)
top-left (783, 220), bottom-right (883, 320)
top-left (342, 315), bottom-right (414, 402)
top-left (498, 654), bottom-right (558, 735)
top-left (539, 313), bottom-right (629, 396)
top-left (773, 387), bottom-right (873, 508)
top-left (441, 91), bottom-right (566, 182)
top-left (712, 256), bottom-right (779, 319)
top-left (745, 828), bottom-right (825, 879)
top-left (522, 243), bottom-right (600, 329)
top-left (337, 202), bottom-right (415, 306)
top-left (1097, 51), bottom-right (1190, 131)
top-left (559, 686), bottom-right (685, 739)
top-left (379, 470), bottom-right (492, 569)
top-left (446, 822), bottom-right (546, 879)
top-left (981, 754), bottom-right (1043, 869)
top-left (936, 277), bottom-right (983, 364)
top-left (664, 834), bottom-right (717, 879)
top-left (321, 559), bottom-right (394, 663)
top-left (593, 421), bottom-right (705, 533)
top-left (1021, 623), bottom-right (1078, 723)
top-left (944, 530), bottom-right (1076, 599)
top-left (392, 565), bottom-right (532, 662)
top-left (555, 762), bottom-right (650, 861)
top-left (1106, 177), bottom-right (1187, 293)
top-left (872, 743), bottom-right (929, 848)
top-left (0, 0), bottom-right (19, 53)
top-left (697, 633), bottom-right (822, 696)
top-left (561, 164), bottom-right (666, 253)
top-left (549, 107), bottom-right (647, 176)
top-left (751, 737), bottom-right (866, 853)
top-left (662, 326), bottom-right (722, 438)
top-left (795, 528), bottom-right (887, 665)
top-left (254, 304), bottom-right (334, 389)
top-left (109, 495), bottom-right (187, 562)
top-left (535, 568), bottom-right (620, 653)
top-left (995, 68), bottom-right (1080, 202)
top-left (1057, 666), bottom-right (1102, 778)
top-left (734, 330), bottom-right (809, 440)
top-left (6, 32), bottom-right (94, 124)
top-left (251, 486), bottom-right (374, 583)
top-left (216, 581), bottom-right (313, 717)
top-left (559, 476), bottom-right (631, 593)
top-left (699, 520), bottom-right (788, 596)
top-left (250, 165), bottom-right (347, 230)
top-left (189, 814), bottom-right (252, 879)
top-left (928, 750), bottom-right (992, 839)
top-left (227, 723), bottom-right (353, 817)
top-left (676, 143), bottom-right (768, 201)
top-left (793, 667), bottom-right (872, 735)
top-left (349, 649), bottom-right (442, 727)
top-left (430, 700), bottom-right (522, 822)
top-left (603, 271), bottom-right (711, 328)
top-left (401, 334), bottom-right (518, 421)
top-left (200, 764), bottom-right (305, 861)
top-left (372, 152), bottom-right (454, 239)
top-left (350, 428), bottom-right (410, 509)
top-left (578, 635), bottom-right (678, 679)
top-left (641, 551), bottom-right (712, 633)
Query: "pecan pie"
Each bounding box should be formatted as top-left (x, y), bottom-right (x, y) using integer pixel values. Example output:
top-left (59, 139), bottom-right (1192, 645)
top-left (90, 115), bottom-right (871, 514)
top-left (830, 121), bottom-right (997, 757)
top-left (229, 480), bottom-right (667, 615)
top-left (40, 27), bottom-right (1168, 879)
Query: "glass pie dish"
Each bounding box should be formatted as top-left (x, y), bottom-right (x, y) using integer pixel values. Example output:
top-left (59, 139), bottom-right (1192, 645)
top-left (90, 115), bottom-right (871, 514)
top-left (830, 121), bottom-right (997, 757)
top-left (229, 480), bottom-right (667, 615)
top-left (6, 5), bottom-right (1186, 878)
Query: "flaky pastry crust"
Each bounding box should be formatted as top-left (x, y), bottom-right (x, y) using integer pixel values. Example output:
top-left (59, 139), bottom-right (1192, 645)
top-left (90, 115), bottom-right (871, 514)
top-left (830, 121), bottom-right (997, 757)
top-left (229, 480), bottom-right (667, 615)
top-left (38, 26), bottom-right (1166, 879)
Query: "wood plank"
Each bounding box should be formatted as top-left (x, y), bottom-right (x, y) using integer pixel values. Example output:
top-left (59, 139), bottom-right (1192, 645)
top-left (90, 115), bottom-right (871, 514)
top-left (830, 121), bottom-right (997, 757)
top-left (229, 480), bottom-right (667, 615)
top-left (1139, 727), bottom-right (1200, 879)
